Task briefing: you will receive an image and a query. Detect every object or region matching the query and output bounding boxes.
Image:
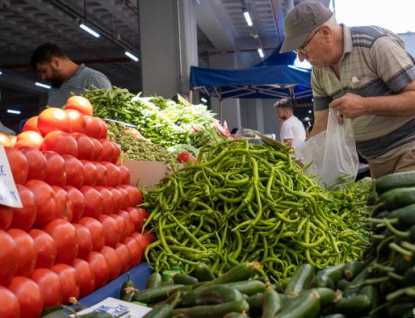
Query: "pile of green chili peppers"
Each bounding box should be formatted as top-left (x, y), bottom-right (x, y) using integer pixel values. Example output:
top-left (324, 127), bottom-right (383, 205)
top-left (142, 139), bottom-right (370, 283)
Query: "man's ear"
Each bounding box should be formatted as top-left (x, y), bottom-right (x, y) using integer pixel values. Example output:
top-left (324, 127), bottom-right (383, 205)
top-left (50, 56), bottom-right (60, 67)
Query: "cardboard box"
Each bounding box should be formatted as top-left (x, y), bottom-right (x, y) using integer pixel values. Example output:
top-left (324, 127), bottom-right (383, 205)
top-left (123, 160), bottom-right (173, 190)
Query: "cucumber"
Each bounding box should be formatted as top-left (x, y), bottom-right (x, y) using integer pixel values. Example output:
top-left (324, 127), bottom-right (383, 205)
top-left (222, 280), bottom-right (266, 296)
top-left (173, 300), bottom-right (249, 318)
top-left (133, 284), bottom-right (184, 304)
top-left (223, 313), bottom-right (248, 318)
top-left (395, 204), bottom-right (415, 230)
top-left (358, 285), bottom-right (380, 311)
top-left (41, 311), bottom-right (69, 318)
top-left (246, 293), bottom-right (263, 317)
top-left (335, 279), bottom-right (350, 291)
top-left (312, 263), bottom-right (345, 289)
top-left (323, 294), bottom-right (372, 316)
top-left (380, 187), bottom-right (415, 211)
top-left (195, 263), bottom-right (216, 282)
top-left (173, 273), bottom-right (198, 285)
top-left (197, 262), bottom-right (259, 289)
top-left (321, 315), bottom-right (346, 318)
top-left (284, 263), bottom-right (314, 296)
top-left (261, 287), bottom-right (282, 318)
top-left (343, 261), bottom-right (365, 281)
top-left (342, 267), bottom-right (371, 297)
top-left (276, 289), bottom-right (320, 318)
top-left (142, 304), bottom-right (173, 318)
top-left (151, 290), bottom-right (183, 309)
top-left (76, 313), bottom-right (113, 318)
top-left (145, 272), bottom-right (162, 289)
top-left (403, 266), bottom-right (415, 286)
top-left (388, 298), bottom-right (415, 318)
top-left (195, 285), bottom-right (243, 305)
top-left (375, 171), bottom-right (415, 194)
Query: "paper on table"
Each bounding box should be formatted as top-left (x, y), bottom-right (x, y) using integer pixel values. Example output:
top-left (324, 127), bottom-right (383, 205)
top-left (0, 146), bottom-right (22, 208)
top-left (70, 297), bottom-right (152, 318)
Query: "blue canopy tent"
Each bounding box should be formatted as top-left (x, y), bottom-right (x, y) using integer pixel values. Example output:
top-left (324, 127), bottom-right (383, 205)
top-left (190, 44), bottom-right (312, 101)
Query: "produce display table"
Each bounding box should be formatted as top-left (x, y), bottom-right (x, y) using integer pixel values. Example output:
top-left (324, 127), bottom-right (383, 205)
top-left (78, 262), bottom-right (152, 307)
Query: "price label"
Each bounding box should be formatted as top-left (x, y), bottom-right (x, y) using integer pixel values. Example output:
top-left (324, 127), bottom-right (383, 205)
top-left (0, 146), bottom-right (22, 208)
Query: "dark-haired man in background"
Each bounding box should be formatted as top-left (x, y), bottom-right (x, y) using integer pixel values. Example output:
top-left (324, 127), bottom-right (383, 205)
top-left (30, 42), bottom-right (111, 108)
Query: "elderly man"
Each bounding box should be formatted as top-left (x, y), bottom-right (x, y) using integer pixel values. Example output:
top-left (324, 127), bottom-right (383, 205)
top-left (280, 1), bottom-right (415, 178)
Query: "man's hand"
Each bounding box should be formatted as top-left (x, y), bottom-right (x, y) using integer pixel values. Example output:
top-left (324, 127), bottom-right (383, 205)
top-left (329, 93), bottom-right (367, 118)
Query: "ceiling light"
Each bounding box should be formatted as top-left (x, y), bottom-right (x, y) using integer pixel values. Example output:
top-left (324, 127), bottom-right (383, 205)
top-left (0, 71), bottom-right (2, 75)
top-left (35, 82), bottom-right (51, 89)
top-left (7, 109), bottom-right (21, 115)
top-left (243, 11), bottom-right (253, 27)
top-left (257, 48), bottom-right (264, 58)
top-left (125, 51), bottom-right (139, 62)
top-left (200, 97), bottom-right (208, 103)
top-left (79, 23), bottom-right (101, 38)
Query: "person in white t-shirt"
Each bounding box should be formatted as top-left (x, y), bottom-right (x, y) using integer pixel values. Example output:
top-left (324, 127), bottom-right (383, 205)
top-left (274, 99), bottom-right (306, 147)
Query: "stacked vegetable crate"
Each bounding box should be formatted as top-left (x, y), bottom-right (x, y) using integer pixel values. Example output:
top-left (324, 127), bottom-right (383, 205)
top-left (0, 96), bottom-right (152, 318)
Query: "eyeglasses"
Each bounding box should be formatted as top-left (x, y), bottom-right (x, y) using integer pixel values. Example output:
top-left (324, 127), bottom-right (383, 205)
top-left (294, 27), bottom-right (320, 55)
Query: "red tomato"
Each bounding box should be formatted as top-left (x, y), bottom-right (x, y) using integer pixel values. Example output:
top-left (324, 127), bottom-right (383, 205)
top-left (115, 186), bottom-right (130, 210)
top-left (81, 160), bottom-right (98, 186)
top-left (43, 151), bottom-right (67, 187)
top-left (103, 162), bottom-right (122, 187)
top-left (144, 231), bottom-right (156, 244)
top-left (64, 185), bottom-right (85, 222)
top-left (72, 133), bottom-right (95, 160)
top-left (0, 230), bottom-right (18, 285)
top-left (38, 107), bottom-right (69, 136)
top-left (112, 142), bottom-right (121, 164)
top-left (28, 229), bottom-right (57, 269)
top-left (109, 187), bottom-right (122, 212)
top-left (93, 162), bottom-right (108, 186)
top-left (78, 217), bottom-right (105, 251)
top-left (118, 165), bottom-right (131, 185)
top-left (22, 116), bottom-right (39, 133)
top-left (20, 147), bottom-right (47, 181)
top-left (0, 205), bottom-right (13, 230)
top-left (65, 109), bottom-right (85, 133)
top-left (132, 232), bottom-right (150, 257)
top-left (5, 147), bottom-right (28, 185)
top-left (120, 185), bottom-right (143, 206)
top-left (41, 131), bottom-right (78, 157)
top-left (98, 214), bottom-right (120, 248)
top-left (0, 285), bottom-right (20, 318)
top-left (25, 180), bottom-right (57, 227)
top-left (80, 186), bottom-right (103, 219)
top-left (71, 258), bottom-right (95, 298)
top-left (62, 155), bottom-right (85, 188)
top-left (0, 133), bottom-right (12, 147)
top-left (86, 251), bottom-right (110, 289)
top-left (65, 96), bottom-right (93, 116)
top-left (14, 131), bottom-right (44, 150)
top-left (99, 139), bottom-right (115, 162)
top-left (30, 268), bottom-right (63, 308)
top-left (8, 228), bottom-right (37, 277)
top-left (51, 263), bottom-right (80, 304)
top-left (110, 213), bottom-right (128, 243)
top-left (95, 186), bottom-right (114, 215)
top-left (43, 219), bottom-right (78, 264)
top-left (83, 116), bottom-right (102, 139)
top-left (119, 210), bottom-right (135, 237)
top-left (52, 186), bottom-right (73, 222)
top-left (100, 246), bottom-right (122, 282)
top-left (7, 276), bottom-right (43, 318)
top-left (73, 223), bottom-right (93, 259)
top-left (91, 138), bottom-right (103, 161)
top-left (126, 207), bottom-right (149, 232)
top-left (176, 151), bottom-right (197, 163)
top-left (115, 243), bottom-right (132, 274)
top-left (124, 236), bottom-right (143, 267)
top-left (98, 120), bottom-right (108, 139)
top-left (11, 185), bottom-right (37, 231)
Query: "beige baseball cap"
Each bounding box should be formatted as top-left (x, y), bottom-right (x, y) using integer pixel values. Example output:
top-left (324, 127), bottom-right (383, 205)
top-left (280, 1), bottom-right (333, 53)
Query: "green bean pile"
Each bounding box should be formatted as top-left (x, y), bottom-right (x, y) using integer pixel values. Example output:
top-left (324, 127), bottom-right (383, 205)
top-left (142, 139), bottom-right (370, 283)
top-left (106, 121), bottom-right (176, 162)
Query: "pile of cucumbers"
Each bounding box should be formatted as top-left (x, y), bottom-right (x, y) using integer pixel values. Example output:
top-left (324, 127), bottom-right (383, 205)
top-left (120, 260), bottom-right (379, 318)
top-left (364, 171), bottom-right (415, 317)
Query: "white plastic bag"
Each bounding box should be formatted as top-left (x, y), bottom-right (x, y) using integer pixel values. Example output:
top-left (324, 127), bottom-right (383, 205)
top-left (294, 109), bottom-right (359, 187)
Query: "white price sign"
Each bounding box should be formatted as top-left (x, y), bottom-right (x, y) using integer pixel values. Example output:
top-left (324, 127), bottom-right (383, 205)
top-left (0, 146), bottom-right (22, 208)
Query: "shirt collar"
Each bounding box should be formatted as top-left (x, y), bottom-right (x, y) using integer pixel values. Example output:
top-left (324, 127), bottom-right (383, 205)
top-left (341, 24), bottom-right (353, 58)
